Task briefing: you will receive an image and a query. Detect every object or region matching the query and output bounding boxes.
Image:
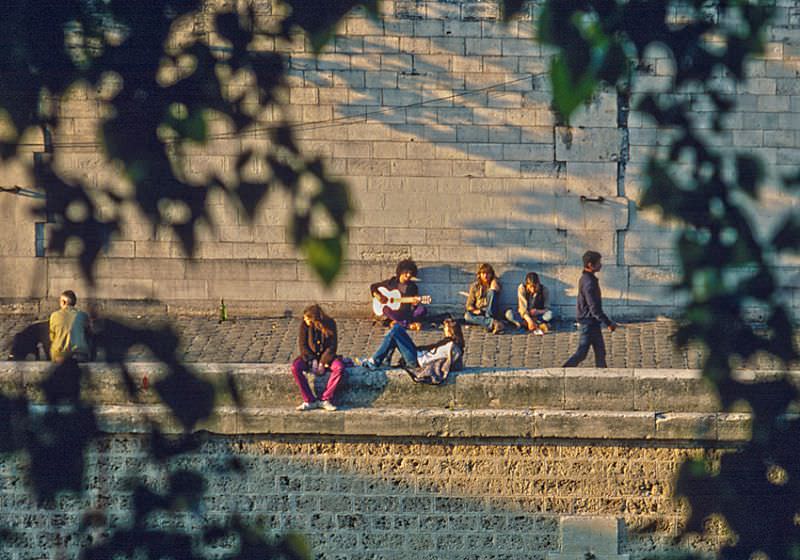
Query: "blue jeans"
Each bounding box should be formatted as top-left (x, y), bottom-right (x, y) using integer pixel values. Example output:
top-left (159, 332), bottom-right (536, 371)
top-left (371, 324), bottom-right (418, 367)
top-left (563, 322), bottom-right (607, 368)
top-left (464, 289), bottom-right (499, 329)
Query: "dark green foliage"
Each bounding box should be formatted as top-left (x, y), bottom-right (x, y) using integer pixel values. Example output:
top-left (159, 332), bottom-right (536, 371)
top-left (501, 0), bottom-right (528, 21)
top-left (0, 0), bottom-right (350, 285)
top-left (0, 0), bottom-right (796, 557)
top-left (0, 0), bottom-right (499, 556)
top-left (540, 0), bottom-right (799, 556)
top-left (281, 0), bottom-right (380, 53)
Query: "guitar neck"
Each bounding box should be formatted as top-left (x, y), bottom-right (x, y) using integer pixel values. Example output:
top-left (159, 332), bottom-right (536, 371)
top-left (389, 297), bottom-right (420, 303)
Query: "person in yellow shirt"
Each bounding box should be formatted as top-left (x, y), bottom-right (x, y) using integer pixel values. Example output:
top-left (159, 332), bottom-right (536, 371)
top-left (49, 290), bottom-right (91, 362)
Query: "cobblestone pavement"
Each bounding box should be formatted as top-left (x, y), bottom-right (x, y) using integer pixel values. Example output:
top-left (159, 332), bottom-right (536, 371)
top-left (2, 313), bottom-right (797, 370)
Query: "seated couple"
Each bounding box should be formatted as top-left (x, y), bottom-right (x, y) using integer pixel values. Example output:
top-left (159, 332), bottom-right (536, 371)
top-left (464, 264), bottom-right (553, 335)
top-left (360, 318), bottom-right (464, 384)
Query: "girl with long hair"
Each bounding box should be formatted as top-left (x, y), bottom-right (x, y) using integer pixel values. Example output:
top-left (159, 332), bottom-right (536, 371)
top-left (464, 263), bottom-right (504, 334)
top-left (291, 304), bottom-right (345, 411)
top-left (505, 271), bottom-right (554, 334)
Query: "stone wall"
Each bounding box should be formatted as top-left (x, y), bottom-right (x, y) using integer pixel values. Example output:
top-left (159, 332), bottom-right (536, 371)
top-left (0, 434), bottom-right (733, 560)
top-left (0, 361), bottom-right (754, 559)
top-left (1, 0), bottom-right (798, 318)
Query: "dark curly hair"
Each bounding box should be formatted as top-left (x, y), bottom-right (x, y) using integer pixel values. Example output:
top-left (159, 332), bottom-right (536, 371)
top-left (396, 258), bottom-right (418, 278)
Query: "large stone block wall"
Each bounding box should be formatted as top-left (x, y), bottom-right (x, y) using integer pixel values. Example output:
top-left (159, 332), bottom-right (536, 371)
top-left (1, 0), bottom-right (798, 318)
top-left (0, 434), bottom-right (733, 560)
top-left (0, 361), bottom-right (752, 558)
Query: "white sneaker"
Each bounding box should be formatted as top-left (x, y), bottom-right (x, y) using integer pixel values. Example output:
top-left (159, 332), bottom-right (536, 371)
top-left (534, 329), bottom-right (544, 336)
top-left (296, 401), bottom-right (319, 411)
top-left (320, 400), bottom-right (338, 412)
top-left (358, 357), bottom-right (378, 370)
top-left (504, 310), bottom-right (521, 329)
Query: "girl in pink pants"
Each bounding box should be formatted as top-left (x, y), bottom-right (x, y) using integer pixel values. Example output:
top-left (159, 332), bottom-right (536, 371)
top-left (291, 304), bottom-right (344, 411)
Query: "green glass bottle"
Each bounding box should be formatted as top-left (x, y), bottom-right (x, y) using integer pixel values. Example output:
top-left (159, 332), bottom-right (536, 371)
top-left (219, 298), bottom-right (228, 323)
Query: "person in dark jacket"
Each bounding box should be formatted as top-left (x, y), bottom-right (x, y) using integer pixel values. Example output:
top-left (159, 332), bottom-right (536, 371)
top-left (562, 251), bottom-right (617, 368)
top-left (360, 318), bottom-right (465, 372)
top-left (291, 304), bottom-right (344, 411)
top-left (370, 258), bottom-right (426, 330)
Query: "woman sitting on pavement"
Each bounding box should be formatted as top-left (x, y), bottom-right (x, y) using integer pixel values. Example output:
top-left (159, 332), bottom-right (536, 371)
top-left (464, 263), bottom-right (504, 334)
top-left (291, 304), bottom-right (345, 411)
top-left (505, 272), bottom-right (554, 335)
top-left (360, 318), bottom-right (465, 374)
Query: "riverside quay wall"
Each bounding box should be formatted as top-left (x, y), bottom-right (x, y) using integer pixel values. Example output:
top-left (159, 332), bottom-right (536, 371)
top-left (1, 0), bottom-right (799, 318)
top-left (0, 362), bottom-right (760, 559)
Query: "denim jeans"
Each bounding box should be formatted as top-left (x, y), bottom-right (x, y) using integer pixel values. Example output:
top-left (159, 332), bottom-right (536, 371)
top-left (371, 324), bottom-right (419, 367)
top-left (464, 289), bottom-right (499, 329)
top-left (562, 322), bottom-right (607, 368)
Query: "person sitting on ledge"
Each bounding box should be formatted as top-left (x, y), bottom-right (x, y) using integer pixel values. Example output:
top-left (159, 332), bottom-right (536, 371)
top-left (291, 304), bottom-right (345, 411)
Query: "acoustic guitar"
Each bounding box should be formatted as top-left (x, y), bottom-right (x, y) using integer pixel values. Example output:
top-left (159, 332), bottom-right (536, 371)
top-left (372, 286), bottom-right (432, 317)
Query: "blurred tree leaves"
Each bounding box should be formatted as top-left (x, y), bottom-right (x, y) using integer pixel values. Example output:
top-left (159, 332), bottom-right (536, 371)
top-left (0, 0), bottom-right (364, 556)
top-left (0, 0), bottom-right (354, 285)
top-left (1, 0), bottom-right (798, 557)
top-left (540, 0), bottom-right (799, 557)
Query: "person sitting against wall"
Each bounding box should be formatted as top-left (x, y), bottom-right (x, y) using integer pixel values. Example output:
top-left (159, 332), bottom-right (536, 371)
top-left (505, 272), bottom-right (554, 335)
top-left (291, 304), bottom-right (345, 411)
top-left (464, 263), bottom-right (504, 334)
top-left (49, 289), bottom-right (91, 363)
top-left (359, 318), bottom-right (464, 374)
top-left (370, 258), bottom-right (427, 330)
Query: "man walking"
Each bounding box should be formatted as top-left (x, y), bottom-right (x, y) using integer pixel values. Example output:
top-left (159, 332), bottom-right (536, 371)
top-left (563, 251), bottom-right (616, 368)
top-left (49, 290), bottom-right (91, 363)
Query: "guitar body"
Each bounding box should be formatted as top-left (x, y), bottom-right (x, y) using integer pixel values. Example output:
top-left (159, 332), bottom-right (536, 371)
top-left (372, 286), bottom-right (432, 317)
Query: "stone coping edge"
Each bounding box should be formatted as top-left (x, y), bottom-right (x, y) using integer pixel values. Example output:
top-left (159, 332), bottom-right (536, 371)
top-left (39, 404), bottom-right (752, 443)
top-left (1, 362), bottom-right (791, 414)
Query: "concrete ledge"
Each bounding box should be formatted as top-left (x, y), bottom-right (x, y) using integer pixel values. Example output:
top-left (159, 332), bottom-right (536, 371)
top-left (80, 405), bottom-right (752, 442)
top-left (7, 362), bottom-right (774, 442)
top-left (0, 362), bottom-right (786, 413)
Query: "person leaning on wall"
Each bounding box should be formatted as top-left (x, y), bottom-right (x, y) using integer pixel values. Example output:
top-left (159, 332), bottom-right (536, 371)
top-left (464, 263), bottom-right (504, 334)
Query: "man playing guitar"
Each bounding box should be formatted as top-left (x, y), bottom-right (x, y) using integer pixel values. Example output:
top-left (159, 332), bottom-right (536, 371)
top-left (370, 259), bottom-right (428, 330)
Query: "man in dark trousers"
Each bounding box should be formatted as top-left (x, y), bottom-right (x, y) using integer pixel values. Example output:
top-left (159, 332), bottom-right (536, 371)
top-left (563, 250), bottom-right (616, 368)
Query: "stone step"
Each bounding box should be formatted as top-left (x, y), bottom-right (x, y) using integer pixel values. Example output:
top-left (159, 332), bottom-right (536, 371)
top-left (2, 361), bottom-right (787, 414)
top-left (83, 405), bottom-right (751, 442)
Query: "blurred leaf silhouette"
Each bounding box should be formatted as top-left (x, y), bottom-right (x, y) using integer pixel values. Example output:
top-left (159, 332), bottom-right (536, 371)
top-left (540, 0), bottom-right (799, 557)
top-left (0, 0), bottom-right (797, 558)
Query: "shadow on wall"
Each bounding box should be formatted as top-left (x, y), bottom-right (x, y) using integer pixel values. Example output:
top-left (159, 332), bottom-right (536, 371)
top-left (417, 263), bottom-right (580, 317)
top-left (293, 32), bottom-right (551, 177)
top-left (288, 25), bottom-right (642, 313)
top-left (211, 435), bottom-right (697, 559)
top-left (458, 184), bottom-right (647, 315)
